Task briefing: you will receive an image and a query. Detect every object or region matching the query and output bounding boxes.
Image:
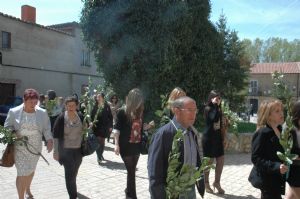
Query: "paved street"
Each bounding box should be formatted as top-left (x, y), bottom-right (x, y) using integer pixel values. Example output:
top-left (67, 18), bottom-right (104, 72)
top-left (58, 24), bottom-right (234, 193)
top-left (0, 141), bottom-right (261, 199)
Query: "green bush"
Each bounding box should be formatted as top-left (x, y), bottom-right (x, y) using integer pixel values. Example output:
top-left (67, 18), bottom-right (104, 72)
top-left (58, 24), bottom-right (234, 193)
top-left (196, 119), bottom-right (256, 134)
top-left (230, 122), bottom-right (256, 133)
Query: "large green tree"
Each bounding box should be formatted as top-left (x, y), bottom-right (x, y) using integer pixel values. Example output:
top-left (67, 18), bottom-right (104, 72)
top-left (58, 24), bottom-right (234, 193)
top-left (80, 0), bottom-right (224, 117)
top-left (215, 14), bottom-right (250, 110)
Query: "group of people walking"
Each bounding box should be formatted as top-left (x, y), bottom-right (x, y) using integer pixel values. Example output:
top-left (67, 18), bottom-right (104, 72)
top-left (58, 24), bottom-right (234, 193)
top-left (3, 86), bottom-right (300, 199)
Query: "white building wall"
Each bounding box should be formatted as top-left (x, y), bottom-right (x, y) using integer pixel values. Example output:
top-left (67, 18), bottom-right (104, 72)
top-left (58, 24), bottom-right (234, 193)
top-left (0, 13), bottom-right (103, 97)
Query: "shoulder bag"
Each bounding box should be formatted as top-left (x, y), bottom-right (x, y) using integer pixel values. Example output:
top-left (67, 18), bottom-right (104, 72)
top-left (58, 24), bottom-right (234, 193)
top-left (0, 144), bottom-right (14, 167)
top-left (81, 130), bottom-right (100, 156)
top-left (248, 166), bottom-right (263, 189)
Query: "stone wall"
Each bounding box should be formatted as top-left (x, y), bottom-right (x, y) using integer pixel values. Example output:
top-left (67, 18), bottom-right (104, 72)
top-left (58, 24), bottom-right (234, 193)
top-left (224, 133), bottom-right (253, 153)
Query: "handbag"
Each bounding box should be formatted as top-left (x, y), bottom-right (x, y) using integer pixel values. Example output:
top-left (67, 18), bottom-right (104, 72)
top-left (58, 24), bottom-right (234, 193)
top-left (248, 166), bottom-right (263, 189)
top-left (140, 131), bottom-right (149, 155)
top-left (195, 176), bottom-right (205, 198)
top-left (0, 144), bottom-right (15, 167)
top-left (81, 130), bottom-right (100, 156)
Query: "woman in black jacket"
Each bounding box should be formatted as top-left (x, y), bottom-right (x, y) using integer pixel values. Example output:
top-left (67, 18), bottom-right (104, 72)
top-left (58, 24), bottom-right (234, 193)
top-left (286, 100), bottom-right (300, 199)
top-left (250, 99), bottom-right (288, 199)
top-left (113, 88), bottom-right (144, 199)
top-left (53, 96), bottom-right (83, 199)
top-left (202, 90), bottom-right (225, 194)
top-left (91, 93), bottom-right (113, 164)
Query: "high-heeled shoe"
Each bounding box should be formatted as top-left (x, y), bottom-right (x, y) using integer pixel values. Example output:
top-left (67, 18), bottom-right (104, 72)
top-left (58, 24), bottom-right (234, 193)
top-left (25, 193), bottom-right (34, 199)
top-left (212, 182), bottom-right (225, 194)
top-left (205, 182), bottom-right (214, 193)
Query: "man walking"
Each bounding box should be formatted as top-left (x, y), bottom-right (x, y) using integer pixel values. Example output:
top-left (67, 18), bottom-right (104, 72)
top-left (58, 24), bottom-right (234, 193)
top-left (148, 96), bottom-right (203, 199)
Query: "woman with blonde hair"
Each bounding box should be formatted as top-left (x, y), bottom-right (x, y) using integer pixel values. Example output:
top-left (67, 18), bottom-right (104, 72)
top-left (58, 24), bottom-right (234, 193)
top-left (113, 88), bottom-right (144, 199)
top-left (249, 100), bottom-right (288, 199)
top-left (167, 87), bottom-right (186, 112)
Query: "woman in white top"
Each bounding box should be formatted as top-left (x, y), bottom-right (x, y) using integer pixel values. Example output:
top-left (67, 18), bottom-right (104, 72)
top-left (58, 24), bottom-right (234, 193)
top-left (5, 88), bottom-right (53, 199)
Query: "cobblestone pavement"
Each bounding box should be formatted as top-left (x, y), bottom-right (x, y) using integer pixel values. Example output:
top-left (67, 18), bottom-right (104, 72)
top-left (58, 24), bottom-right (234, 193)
top-left (0, 141), bottom-right (261, 199)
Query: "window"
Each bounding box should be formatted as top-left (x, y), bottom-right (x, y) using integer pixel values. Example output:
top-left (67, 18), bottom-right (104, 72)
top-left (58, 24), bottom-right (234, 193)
top-left (249, 80), bottom-right (258, 95)
top-left (2, 31), bottom-right (11, 49)
top-left (81, 50), bottom-right (91, 66)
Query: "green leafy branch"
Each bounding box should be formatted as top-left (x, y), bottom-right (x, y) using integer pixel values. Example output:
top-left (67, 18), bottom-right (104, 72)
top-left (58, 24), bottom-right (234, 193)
top-left (0, 125), bottom-right (17, 144)
top-left (45, 99), bottom-right (57, 116)
top-left (80, 77), bottom-right (104, 140)
top-left (154, 94), bottom-right (171, 127)
top-left (272, 72), bottom-right (298, 176)
top-left (166, 129), bottom-right (214, 198)
top-left (221, 101), bottom-right (239, 136)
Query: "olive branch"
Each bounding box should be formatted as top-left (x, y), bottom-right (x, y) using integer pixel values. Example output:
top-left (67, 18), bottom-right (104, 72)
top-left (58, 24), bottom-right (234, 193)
top-left (80, 77), bottom-right (104, 140)
top-left (166, 128), bottom-right (214, 198)
top-left (0, 125), bottom-right (49, 165)
top-left (272, 71), bottom-right (298, 179)
top-left (221, 101), bottom-right (239, 136)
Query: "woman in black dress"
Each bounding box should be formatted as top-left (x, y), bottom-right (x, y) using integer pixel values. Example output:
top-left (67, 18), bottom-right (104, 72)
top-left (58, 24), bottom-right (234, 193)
top-left (202, 90), bottom-right (225, 194)
top-left (113, 88), bottom-right (144, 199)
top-left (91, 93), bottom-right (113, 164)
top-left (286, 100), bottom-right (300, 199)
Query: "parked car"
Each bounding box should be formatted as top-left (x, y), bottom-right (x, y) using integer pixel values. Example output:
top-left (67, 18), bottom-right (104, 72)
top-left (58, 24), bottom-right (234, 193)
top-left (0, 96), bottom-right (23, 125)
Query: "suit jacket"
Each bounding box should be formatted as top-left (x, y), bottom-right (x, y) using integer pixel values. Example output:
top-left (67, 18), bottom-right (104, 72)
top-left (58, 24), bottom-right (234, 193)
top-left (290, 129), bottom-right (300, 156)
top-left (250, 124), bottom-right (285, 194)
top-left (4, 104), bottom-right (53, 141)
top-left (147, 120), bottom-right (202, 199)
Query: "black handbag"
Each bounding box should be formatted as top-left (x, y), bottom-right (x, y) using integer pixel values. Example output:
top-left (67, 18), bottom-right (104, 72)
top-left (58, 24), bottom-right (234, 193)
top-left (248, 166), bottom-right (263, 189)
top-left (195, 176), bottom-right (205, 198)
top-left (81, 130), bottom-right (100, 156)
top-left (140, 131), bottom-right (149, 155)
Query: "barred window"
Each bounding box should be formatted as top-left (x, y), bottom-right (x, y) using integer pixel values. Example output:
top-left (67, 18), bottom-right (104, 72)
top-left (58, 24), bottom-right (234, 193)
top-left (2, 31), bottom-right (11, 49)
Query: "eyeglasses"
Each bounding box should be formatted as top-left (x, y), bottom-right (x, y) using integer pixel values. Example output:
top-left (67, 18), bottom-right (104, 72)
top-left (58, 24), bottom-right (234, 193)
top-left (179, 108), bottom-right (199, 114)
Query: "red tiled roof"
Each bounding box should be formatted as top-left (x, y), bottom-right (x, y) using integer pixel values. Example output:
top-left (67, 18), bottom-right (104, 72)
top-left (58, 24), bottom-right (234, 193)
top-left (250, 62), bottom-right (300, 74)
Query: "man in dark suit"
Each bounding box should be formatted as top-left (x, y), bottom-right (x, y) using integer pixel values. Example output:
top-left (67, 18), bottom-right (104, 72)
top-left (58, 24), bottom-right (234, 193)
top-left (148, 96), bottom-right (203, 199)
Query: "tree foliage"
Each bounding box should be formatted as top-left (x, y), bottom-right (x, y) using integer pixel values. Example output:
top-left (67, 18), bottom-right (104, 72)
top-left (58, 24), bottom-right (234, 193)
top-left (242, 37), bottom-right (300, 63)
top-left (215, 14), bottom-right (250, 110)
top-left (80, 0), bottom-right (249, 117)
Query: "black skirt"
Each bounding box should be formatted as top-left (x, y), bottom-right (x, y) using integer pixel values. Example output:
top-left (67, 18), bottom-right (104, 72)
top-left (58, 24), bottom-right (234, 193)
top-left (287, 163), bottom-right (300, 187)
top-left (202, 129), bottom-right (224, 158)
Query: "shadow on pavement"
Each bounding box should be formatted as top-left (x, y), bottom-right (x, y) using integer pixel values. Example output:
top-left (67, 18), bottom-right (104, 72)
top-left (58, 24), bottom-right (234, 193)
top-left (98, 159), bottom-right (126, 170)
top-left (104, 145), bottom-right (115, 152)
top-left (78, 192), bottom-right (90, 199)
top-left (207, 193), bottom-right (258, 199)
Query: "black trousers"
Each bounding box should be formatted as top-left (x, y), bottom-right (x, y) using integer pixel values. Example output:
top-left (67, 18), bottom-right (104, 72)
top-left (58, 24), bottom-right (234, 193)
top-left (61, 148), bottom-right (82, 199)
top-left (121, 154), bottom-right (140, 199)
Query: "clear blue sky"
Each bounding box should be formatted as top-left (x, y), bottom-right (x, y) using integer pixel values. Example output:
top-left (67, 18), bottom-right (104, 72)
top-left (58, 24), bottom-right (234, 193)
top-left (0, 0), bottom-right (299, 41)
